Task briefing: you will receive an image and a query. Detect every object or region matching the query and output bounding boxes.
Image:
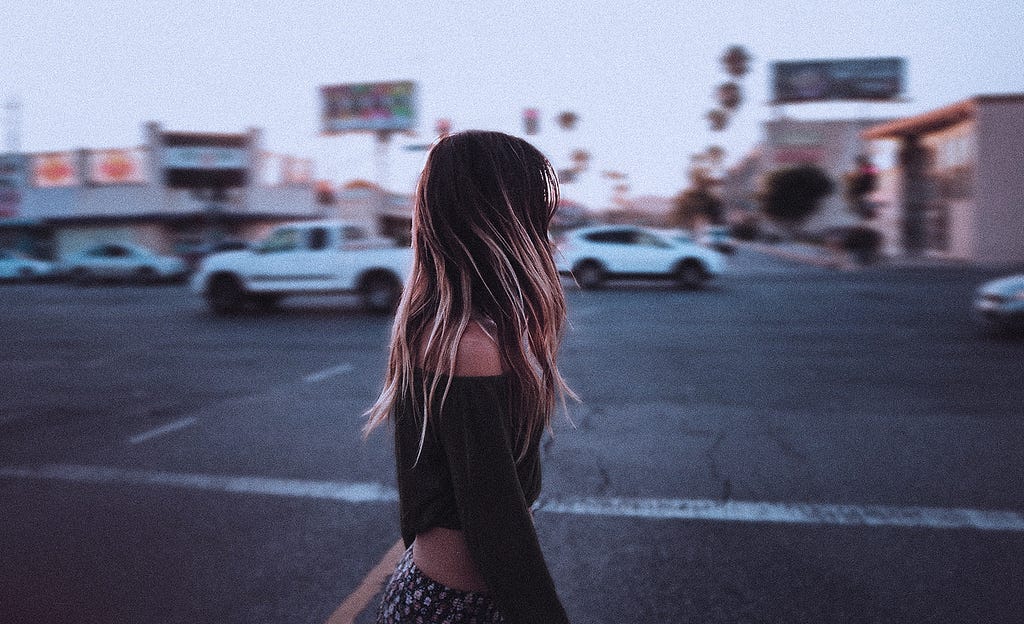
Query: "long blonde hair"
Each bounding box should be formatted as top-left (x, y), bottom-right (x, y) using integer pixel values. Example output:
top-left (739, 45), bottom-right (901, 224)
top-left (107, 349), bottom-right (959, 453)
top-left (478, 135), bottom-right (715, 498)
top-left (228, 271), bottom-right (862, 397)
top-left (363, 131), bottom-right (575, 461)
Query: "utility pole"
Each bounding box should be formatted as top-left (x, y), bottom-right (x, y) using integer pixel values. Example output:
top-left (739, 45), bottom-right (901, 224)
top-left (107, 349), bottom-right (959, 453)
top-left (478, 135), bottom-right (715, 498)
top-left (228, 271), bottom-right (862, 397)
top-left (4, 96), bottom-right (22, 153)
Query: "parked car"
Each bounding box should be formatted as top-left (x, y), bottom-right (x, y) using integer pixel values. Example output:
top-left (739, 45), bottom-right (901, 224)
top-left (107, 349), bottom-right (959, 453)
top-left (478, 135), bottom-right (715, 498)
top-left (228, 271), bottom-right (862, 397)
top-left (555, 224), bottom-right (725, 289)
top-left (60, 243), bottom-right (188, 284)
top-left (191, 220), bottom-right (412, 314)
top-left (973, 274), bottom-right (1024, 334)
top-left (699, 225), bottom-right (736, 255)
top-left (0, 249), bottom-right (54, 281)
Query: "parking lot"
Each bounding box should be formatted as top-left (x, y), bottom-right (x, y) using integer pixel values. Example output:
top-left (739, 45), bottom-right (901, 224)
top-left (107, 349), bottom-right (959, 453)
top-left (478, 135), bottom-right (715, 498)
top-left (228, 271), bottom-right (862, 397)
top-left (2, 250), bottom-right (1023, 623)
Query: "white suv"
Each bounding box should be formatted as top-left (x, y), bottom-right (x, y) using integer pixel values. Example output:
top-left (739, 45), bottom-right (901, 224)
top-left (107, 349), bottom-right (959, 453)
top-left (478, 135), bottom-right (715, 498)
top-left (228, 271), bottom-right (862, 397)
top-left (555, 225), bottom-right (725, 289)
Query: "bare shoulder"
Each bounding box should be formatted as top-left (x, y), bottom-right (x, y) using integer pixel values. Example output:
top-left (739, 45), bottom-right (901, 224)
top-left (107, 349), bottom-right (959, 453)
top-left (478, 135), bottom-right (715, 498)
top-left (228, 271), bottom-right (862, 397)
top-left (455, 322), bottom-right (507, 377)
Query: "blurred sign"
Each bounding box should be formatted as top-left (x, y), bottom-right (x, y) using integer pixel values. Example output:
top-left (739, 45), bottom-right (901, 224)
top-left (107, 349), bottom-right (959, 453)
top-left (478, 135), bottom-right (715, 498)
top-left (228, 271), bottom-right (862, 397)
top-left (162, 132), bottom-right (249, 188)
top-left (321, 81), bottom-right (417, 134)
top-left (772, 58), bottom-right (904, 104)
top-left (773, 146), bottom-right (825, 165)
top-left (281, 156), bottom-right (313, 185)
top-left (32, 151), bottom-right (80, 187)
top-left (88, 148), bottom-right (147, 185)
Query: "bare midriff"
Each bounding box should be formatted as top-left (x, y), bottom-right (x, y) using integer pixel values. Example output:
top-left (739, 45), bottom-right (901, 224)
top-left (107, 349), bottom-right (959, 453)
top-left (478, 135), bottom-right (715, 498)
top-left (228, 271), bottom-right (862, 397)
top-left (412, 527), bottom-right (490, 593)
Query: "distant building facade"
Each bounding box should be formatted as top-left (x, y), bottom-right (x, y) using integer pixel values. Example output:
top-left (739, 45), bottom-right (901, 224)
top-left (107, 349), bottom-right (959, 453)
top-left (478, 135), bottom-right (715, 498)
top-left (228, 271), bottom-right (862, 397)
top-left (0, 121), bottom-right (323, 260)
top-left (760, 117), bottom-right (893, 232)
top-left (862, 94), bottom-right (1024, 264)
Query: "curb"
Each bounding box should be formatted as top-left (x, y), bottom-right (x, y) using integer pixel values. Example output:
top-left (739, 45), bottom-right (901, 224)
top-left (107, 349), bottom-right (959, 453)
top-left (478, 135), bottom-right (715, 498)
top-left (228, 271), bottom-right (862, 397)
top-left (738, 242), bottom-right (842, 269)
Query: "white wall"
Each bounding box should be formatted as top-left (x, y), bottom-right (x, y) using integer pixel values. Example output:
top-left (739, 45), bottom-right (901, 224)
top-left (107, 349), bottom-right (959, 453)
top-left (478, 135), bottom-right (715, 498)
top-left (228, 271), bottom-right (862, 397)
top-left (975, 98), bottom-right (1024, 264)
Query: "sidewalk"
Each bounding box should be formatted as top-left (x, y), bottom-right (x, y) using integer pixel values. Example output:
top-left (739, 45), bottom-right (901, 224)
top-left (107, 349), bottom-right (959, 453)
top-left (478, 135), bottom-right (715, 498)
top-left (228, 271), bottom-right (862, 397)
top-left (738, 241), bottom-right (971, 270)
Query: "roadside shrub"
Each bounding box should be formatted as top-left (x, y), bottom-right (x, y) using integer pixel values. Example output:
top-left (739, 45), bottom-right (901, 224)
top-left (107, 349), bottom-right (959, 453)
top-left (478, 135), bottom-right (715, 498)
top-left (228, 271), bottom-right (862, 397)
top-left (758, 165), bottom-right (835, 231)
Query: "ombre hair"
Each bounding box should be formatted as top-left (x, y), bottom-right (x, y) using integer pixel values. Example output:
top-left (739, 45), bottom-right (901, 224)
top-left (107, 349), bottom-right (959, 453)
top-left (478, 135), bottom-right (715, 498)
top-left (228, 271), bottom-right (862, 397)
top-left (363, 130), bottom-right (575, 461)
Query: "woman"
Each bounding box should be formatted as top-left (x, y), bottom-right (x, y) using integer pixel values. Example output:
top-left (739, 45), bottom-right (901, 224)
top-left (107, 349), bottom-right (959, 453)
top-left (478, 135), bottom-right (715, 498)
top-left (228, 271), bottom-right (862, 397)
top-left (364, 130), bottom-right (575, 623)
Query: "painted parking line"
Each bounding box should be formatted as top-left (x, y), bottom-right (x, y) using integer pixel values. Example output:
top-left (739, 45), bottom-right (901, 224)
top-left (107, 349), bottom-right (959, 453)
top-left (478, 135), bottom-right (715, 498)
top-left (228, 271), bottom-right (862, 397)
top-left (539, 496), bottom-right (1024, 532)
top-left (0, 464), bottom-right (397, 504)
top-left (325, 539), bottom-right (405, 624)
top-left (304, 363), bottom-right (355, 383)
top-left (126, 417), bottom-right (198, 445)
top-left (2, 463), bottom-right (1024, 533)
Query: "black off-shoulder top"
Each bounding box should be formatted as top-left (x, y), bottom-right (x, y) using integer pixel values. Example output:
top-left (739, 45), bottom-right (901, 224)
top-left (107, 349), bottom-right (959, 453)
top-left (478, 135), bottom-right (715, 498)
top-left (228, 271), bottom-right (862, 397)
top-left (393, 372), bottom-right (568, 624)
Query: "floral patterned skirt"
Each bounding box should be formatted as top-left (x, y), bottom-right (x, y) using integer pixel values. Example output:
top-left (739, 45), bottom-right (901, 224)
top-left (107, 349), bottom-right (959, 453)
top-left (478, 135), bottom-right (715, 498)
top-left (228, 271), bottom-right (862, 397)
top-left (377, 546), bottom-right (505, 624)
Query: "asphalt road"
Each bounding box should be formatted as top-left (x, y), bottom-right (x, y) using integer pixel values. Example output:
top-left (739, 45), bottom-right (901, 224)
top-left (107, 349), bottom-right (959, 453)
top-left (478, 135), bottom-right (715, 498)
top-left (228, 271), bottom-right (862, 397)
top-left (1, 250), bottom-right (1023, 624)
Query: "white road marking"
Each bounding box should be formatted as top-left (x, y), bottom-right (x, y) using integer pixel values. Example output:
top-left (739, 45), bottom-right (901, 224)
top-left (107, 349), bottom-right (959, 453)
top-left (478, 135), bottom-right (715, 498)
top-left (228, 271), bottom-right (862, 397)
top-left (2, 463), bottom-right (1023, 533)
top-left (538, 496), bottom-right (1024, 532)
top-left (0, 464), bottom-right (398, 504)
top-left (126, 417), bottom-right (198, 445)
top-left (304, 363), bottom-right (354, 383)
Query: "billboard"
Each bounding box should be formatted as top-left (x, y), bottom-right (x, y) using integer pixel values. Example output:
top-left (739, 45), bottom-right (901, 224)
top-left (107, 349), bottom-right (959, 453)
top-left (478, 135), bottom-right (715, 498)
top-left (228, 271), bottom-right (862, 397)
top-left (88, 148), bottom-right (148, 185)
top-left (321, 81), bottom-right (417, 134)
top-left (32, 152), bottom-right (80, 188)
top-left (162, 132), bottom-right (249, 189)
top-left (772, 58), bottom-right (905, 104)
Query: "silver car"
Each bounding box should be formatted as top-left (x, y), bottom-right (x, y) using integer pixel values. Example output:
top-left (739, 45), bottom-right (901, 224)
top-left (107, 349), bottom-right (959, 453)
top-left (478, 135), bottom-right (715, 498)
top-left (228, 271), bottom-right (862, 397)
top-left (973, 274), bottom-right (1024, 333)
top-left (61, 243), bottom-right (188, 284)
top-left (0, 249), bottom-right (54, 281)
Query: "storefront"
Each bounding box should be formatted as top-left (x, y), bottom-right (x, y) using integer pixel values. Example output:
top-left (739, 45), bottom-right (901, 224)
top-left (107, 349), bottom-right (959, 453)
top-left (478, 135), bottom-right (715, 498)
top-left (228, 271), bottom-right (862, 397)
top-left (862, 94), bottom-right (1024, 264)
top-left (0, 122), bottom-right (322, 260)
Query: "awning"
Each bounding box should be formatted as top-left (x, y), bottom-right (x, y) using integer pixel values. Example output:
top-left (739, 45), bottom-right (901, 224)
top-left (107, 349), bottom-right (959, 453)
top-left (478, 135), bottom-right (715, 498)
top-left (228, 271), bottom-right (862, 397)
top-left (861, 94), bottom-right (1024, 140)
top-left (861, 99), bottom-right (975, 140)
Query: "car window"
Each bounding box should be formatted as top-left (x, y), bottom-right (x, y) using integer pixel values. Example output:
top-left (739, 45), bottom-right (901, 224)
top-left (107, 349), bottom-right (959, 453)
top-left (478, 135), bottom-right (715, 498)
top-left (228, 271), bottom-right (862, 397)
top-left (259, 228), bottom-right (300, 253)
top-left (634, 231), bottom-right (672, 248)
top-left (584, 230), bottom-right (634, 244)
top-left (108, 245), bottom-right (132, 258)
top-left (342, 225), bottom-right (367, 241)
top-left (307, 227), bottom-right (329, 251)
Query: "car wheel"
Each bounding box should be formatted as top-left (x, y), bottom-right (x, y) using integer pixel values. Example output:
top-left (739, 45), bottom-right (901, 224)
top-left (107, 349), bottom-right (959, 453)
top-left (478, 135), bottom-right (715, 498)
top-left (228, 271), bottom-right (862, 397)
top-left (674, 260), bottom-right (707, 289)
top-left (361, 272), bottom-right (402, 314)
top-left (206, 274), bottom-right (246, 315)
top-left (136, 266), bottom-right (158, 284)
top-left (573, 260), bottom-right (606, 289)
top-left (18, 267), bottom-right (35, 280)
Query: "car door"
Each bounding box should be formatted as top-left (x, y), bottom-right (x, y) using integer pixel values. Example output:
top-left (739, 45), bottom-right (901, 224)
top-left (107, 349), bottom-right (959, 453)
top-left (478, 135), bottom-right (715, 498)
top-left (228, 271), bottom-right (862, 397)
top-left (582, 228), bottom-right (636, 273)
top-left (629, 230), bottom-right (678, 274)
top-left (85, 245), bottom-right (122, 278)
top-left (245, 226), bottom-right (307, 290)
top-left (109, 245), bottom-right (142, 278)
top-left (289, 226), bottom-right (337, 291)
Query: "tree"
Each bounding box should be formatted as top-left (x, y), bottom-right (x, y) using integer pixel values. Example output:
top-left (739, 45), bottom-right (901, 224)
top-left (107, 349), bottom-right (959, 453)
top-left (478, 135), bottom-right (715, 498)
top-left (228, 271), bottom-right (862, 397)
top-left (758, 165), bottom-right (835, 232)
top-left (673, 187), bottom-right (723, 230)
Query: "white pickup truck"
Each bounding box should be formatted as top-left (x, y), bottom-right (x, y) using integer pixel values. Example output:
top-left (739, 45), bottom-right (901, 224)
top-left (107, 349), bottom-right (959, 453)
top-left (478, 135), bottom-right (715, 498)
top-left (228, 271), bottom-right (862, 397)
top-left (191, 220), bottom-right (412, 314)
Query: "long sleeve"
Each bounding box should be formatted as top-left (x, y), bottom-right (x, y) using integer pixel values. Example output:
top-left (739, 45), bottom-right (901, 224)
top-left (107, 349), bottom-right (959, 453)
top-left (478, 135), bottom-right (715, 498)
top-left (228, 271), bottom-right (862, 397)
top-left (434, 377), bottom-right (569, 624)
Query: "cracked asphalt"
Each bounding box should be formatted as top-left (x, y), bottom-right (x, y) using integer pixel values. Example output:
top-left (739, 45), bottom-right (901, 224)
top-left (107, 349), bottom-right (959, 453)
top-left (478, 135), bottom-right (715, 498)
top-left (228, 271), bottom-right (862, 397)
top-left (2, 249), bottom-right (1023, 623)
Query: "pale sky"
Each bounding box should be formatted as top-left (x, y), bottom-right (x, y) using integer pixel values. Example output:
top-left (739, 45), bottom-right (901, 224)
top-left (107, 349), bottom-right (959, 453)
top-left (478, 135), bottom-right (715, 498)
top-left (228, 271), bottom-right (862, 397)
top-left (3, 0), bottom-right (1022, 208)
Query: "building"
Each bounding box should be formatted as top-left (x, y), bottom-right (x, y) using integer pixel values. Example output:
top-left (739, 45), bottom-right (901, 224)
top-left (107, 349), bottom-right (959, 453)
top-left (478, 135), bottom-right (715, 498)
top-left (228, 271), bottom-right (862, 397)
top-left (862, 94), bottom-right (1024, 264)
top-left (0, 121), bottom-right (324, 260)
top-left (760, 117), bottom-right (893, 232)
